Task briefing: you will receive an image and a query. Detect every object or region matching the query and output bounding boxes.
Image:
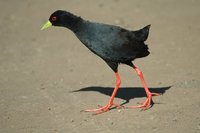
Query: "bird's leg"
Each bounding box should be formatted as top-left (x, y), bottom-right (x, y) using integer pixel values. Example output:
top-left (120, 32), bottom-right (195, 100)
top-left (127, 65), bottom-right (160, 110)
top-left (83, 72), bottom-right (123, 115)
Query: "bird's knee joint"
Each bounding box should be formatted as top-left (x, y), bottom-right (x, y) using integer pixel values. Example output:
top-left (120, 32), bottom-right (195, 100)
top-left (116, 80), bottom-right (121, 86)
top-left (136, 69), bottom-right (143, 76)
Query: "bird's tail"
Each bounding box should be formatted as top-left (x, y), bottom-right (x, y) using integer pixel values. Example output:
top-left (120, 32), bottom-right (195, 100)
top-left (135, 42), bottom-right (150, 58)
top-left (133, 24), bottom-right (151, 42)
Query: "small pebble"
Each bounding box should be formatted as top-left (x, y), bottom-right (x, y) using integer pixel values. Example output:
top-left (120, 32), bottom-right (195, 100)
top-left (40, 87), bottom-right (45, 90)
top-left (98, 3), bottom-right (104, 8)
top-left (172, 118), bottom-right (177, 122)
top-left (152, 126), bottom-right (157, 131)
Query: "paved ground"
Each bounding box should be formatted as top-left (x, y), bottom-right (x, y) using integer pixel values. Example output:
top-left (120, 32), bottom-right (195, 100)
top-left (0, 0), bottom-right (200, 133)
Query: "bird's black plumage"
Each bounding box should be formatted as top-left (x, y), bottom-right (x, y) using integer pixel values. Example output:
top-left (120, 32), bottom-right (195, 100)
top-left (48, 10), bottom-right (150, 72)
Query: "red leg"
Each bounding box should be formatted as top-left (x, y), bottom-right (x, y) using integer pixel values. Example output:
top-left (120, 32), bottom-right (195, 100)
top-left (127, 65), bottom-right (160, 110)
top-left (83, 72), bottom-right (123, 115)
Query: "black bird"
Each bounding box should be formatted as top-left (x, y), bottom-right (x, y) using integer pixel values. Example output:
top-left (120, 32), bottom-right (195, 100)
top-left (41, 10), bottom-right (160, 114)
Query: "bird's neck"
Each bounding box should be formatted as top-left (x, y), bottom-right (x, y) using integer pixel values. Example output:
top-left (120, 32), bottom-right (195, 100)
top-left (63, 14), bottom-right (83, 32)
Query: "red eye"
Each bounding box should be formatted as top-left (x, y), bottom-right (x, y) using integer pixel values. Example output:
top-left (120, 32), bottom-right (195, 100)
top-left (52, 16), bottom-right (57, 21)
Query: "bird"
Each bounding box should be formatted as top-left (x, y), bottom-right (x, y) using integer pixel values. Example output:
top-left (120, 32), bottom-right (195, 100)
top-left (41, 10), bottom-right (160, 115)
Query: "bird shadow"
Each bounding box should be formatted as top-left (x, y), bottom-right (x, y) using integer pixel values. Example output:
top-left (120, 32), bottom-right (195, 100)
top-left (71, 86), bottom-right (171, 106)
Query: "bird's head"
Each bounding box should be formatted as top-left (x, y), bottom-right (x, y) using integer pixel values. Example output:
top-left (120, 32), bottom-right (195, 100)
top-left (41, 10), bottom-right (81, 30)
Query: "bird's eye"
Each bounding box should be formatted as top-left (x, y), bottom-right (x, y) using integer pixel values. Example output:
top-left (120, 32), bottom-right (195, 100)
top-left (52, 16), bottom-right (57, 21)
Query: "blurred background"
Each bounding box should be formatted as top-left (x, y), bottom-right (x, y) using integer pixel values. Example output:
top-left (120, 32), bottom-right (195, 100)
top-left (0, 0), bottom-right (200, 133)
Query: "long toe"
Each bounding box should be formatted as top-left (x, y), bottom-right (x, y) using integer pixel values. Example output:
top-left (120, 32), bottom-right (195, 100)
top-left (126, 94), bottom-right (153, 110)
top-left (82, 103), bottom-right (122, 115)
top-left (83, 105), bottom-right (110, 115)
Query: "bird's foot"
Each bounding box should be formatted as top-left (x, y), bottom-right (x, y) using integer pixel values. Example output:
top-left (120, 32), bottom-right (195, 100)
top-left (82, 103), bottom-right (124, 115)
top-left (126, 92), bottom-right (160, 110)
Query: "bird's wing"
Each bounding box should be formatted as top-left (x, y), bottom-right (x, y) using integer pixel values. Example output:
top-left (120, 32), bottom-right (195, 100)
top-left (75, 22), bottom-right (149, 62)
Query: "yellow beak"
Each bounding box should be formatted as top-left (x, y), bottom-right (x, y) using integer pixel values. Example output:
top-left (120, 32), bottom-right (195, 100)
top-left (41, 21), bottom-right (52, 30)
